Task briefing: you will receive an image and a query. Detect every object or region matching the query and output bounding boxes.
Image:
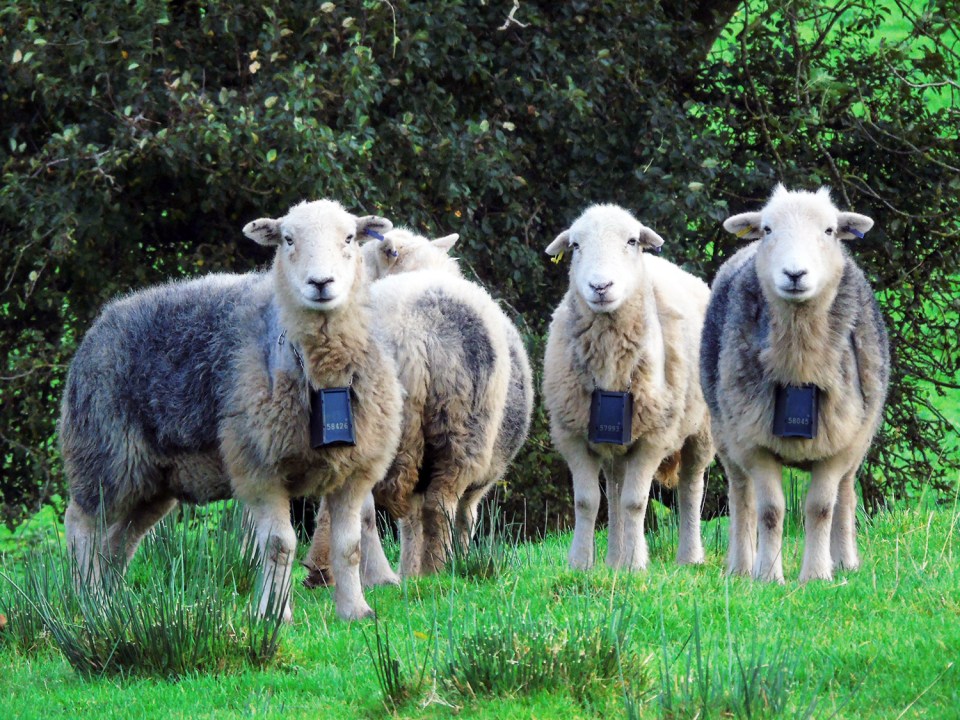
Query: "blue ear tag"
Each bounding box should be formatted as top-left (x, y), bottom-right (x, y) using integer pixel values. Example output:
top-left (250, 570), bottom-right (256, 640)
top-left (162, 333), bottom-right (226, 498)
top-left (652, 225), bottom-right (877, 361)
top-left (310, 387), bottom-right (356, 448)
top-left (772, 384), bottom-right (819, 439)
top-left (588, 389), bottom-right (634, 445)
top-left (842, 226), bottom-right (865, 239)
top-left (364, 229), bottom-right (386, 241)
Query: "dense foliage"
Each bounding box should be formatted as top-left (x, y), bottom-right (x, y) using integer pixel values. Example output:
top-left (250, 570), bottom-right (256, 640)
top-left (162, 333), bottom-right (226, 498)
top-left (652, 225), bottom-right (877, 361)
top-left (1, 0), bottom-right (957, 529)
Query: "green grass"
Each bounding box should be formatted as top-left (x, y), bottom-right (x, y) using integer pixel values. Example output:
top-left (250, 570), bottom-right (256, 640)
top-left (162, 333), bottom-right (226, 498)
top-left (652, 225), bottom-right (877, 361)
top-left (1, 495), bottom-right (958, 719)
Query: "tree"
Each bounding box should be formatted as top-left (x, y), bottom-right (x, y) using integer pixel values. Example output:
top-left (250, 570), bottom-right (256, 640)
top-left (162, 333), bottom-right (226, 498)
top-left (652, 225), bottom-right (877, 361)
top-left (2, 0), bottom-right (956, 530)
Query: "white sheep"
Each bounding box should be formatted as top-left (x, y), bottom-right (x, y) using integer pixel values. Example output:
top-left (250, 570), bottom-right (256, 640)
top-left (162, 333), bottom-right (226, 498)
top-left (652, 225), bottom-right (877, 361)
top-left (701, 185), bottom-right (889, 582)
top-left (304, 228), bottom-right (534, 581)
top-left (542, 204), bottom-right (714, 571)
top-left (59, 199), bottom-right (402, 621)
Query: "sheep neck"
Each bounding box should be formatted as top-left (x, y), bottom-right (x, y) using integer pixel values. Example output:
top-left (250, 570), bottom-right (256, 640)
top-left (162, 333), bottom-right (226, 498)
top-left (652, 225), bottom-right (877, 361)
top-left (568, 284), bottom-right (665, 393)
top-left (759, 270), bottom-right (849, 391)
top-left (278, 290), bottom-right (372, 390)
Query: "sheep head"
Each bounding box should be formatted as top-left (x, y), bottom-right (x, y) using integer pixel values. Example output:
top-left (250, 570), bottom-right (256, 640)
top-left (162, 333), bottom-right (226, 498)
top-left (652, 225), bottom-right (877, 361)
top-left (243, 199), bottom-right (392, 311)
top-left (545, 204), bottom-right (664, 313)
top-left (361, 227), bottom-right (461, 281)
top-left (723, 185), bottom-right (873, 305)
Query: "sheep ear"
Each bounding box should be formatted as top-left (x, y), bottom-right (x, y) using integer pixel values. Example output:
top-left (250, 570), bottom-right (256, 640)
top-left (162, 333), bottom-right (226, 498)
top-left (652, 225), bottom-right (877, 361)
top-left (723, 212), bottom-right (764, 239)
top-left (836, 212), bottom-right (874, 240)
top-left (357, 215), bottom-right (393, 240)
top-left (380, 236), bottom-right (400, 261)
top-left (243, 218), bottom-right (282, 246)
top-left (639, 226), bottom-right (665, 250)
top-left (431, 234), bottom-right (459, 253)
top-left (545, 230), bottom-right (571, 256)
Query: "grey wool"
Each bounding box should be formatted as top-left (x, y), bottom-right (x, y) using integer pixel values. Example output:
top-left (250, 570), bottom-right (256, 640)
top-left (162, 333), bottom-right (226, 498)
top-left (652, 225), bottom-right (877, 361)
top-left (60, 199), bottom-right (402, 621)
top-left (701, 185), bottom-right (890, 583)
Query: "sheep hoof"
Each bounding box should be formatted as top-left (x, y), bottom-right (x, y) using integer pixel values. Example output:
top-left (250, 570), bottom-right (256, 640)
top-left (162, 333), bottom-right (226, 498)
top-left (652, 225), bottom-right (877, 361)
top-left (568, 553), bottom-right (594, 571)
top-left (337, 602), bottom-right (376, 622)
top-left (363, 570), bottom-right (401, 587)
top-left (303, 566), bottom-right (335, 589)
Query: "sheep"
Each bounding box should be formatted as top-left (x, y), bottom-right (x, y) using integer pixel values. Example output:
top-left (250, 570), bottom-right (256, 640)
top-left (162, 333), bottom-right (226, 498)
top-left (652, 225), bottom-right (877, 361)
top-left (304, 228), bottom-right (534, 582)
top-left (700, 184), bottom-right (889, 583)
top-left (59, 199), bottom-right (403, 621)
top-left (542, 204), bottom-right (714, 572)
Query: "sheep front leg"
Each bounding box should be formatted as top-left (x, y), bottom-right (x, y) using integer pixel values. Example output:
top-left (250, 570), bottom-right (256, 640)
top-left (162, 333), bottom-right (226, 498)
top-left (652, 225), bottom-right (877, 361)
top-left (830, 467), bottom-right (860, 572)
top-left (722, 455), bottom-right (757, 576)
top-left (65, 500), bottom-right (105, 588)
top-left (617, 451), bottom-right (663, 571)
top-left (800, 455), bottom-right (849, 582)
top-left (742, 450), bottom-right (785, 583)
top-left (303, 498), bottom-right (333, 588)
top-left (245, 492), bottom-right (297, 622)
top-left (360, 492), bottom-right (400, 587)
top-left (560, 437), bottom-right (603, 570)
top-left (326, 480), bottom-right (375, 620)
top-left (604, 461), bottom-right (624, 568)
top-left (676, 435), bottom-right (709, 565)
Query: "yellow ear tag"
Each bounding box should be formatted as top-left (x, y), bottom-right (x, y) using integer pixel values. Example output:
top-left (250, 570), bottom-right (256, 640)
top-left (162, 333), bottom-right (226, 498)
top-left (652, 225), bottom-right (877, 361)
top-left (735, 226), bottom-right (754, 238)
top-left (551, 251), bottom-right (564, 264)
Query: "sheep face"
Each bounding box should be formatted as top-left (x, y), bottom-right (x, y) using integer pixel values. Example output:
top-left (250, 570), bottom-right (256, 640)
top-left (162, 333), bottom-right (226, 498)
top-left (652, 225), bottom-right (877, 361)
top-left (244, 200), bottom-right (392, 311)
top-left (723, 186), bottom-right (873, 305)
top-left (361, 228), bottom-right (460, 281)
top-left (545, 204), bottom-right (664, 313)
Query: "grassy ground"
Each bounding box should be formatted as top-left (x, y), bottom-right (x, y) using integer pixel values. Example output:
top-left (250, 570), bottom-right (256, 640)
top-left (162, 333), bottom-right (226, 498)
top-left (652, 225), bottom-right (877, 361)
top-left (2, 495), bottom-right (958, 720)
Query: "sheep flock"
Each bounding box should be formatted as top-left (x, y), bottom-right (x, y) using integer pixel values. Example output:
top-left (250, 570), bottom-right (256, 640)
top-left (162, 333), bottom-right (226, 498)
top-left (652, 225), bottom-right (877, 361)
top-left (60, 185), bottom-right (890, 621)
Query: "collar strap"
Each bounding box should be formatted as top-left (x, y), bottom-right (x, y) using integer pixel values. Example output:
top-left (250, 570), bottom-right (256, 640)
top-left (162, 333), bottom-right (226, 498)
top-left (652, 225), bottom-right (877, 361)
top-left (277, 329), bottom-right (304, 370)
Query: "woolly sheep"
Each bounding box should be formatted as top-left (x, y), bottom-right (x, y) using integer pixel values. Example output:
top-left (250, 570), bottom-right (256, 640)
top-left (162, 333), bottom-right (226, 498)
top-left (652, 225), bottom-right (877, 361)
top-left (700, 185), bottom-right (889, 582)
top-left (542, 204), bottom-right (714, 571)
top-left (60, 199), bottom-right (402, 621)
top-left (304, 228), bottom-right (534, 581)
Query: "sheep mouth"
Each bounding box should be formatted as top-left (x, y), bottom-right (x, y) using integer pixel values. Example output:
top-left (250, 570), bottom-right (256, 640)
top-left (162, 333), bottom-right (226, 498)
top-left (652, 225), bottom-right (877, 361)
top-left (302, 292), bottom-right (340, 309)
top-left (587, 297), bottom-right (619, 312)
top-left (776, 285), bottom-right (813, 302)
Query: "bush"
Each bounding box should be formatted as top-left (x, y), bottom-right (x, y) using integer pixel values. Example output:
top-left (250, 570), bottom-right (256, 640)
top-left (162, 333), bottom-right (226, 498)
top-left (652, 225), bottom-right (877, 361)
top-left (1, 0), bottom-right (956, 531)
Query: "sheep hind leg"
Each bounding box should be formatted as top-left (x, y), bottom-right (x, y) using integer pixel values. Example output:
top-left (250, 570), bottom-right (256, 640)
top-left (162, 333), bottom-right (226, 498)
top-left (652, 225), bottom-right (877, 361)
top-left (303, 498), bottom-right (334, 588)
top-left (65, 500), bottom-right (105, 588)
top-left (454, 481), bottom-right (492, 552)
top-left (830, 468), bottom-right (860, 572)
top-left (359, 492), bottom-right (400, 587)
top-left (420, 486), bottom-right (461, 575)
top-left (398, 494), bottom-right (425, 578)
top-left (106, 495), bottom-right (178, 570)
top-left (675, 435), bottom-right (710, 566)
top-left (604, 462), bottom-right (625, 568)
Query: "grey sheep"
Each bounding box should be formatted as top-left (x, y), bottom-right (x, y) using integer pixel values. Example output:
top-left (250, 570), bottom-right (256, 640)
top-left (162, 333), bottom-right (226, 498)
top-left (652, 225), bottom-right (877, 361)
top-left (60, 199), bottom-right (402, 621)
top-left (701, 185), bottom-right (890, 582)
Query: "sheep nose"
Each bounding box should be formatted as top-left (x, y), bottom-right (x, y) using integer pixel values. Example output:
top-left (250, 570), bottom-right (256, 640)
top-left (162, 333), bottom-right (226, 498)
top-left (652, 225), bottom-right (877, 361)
top-left (307, 277), bottom-right (334, 292)
top-left (590, 280), bottom-right (613, 295)
top-left (783, 269), bottom-right (807, 284)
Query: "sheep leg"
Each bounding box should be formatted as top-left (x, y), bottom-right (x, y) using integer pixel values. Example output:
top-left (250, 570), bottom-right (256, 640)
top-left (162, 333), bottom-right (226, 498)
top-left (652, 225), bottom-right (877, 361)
top-left (326, 480), bottom-right (375, 620)
top-left (454, 482), bottom-right (492, 551)
top-left (676, 432), bottom-right (711, 565)
top-left (722, 455), bottom-right (757, 576)
top-left (830, 467), bottom-right (860, 571)
top-left (303, 498), bottom-right (334, 588)
top-left (398, 493), bottom-right (424, 577)
top-left (800, 456), bottom-right (848, 582)
top-left (106, 495), bottom-right (179, 569)
top-left (65, 500), bottom-right (105, 587)
top-left (604, 462), bottom-right (625, 567)
top-left (561, 437), bottom-right (603, 570)
top-left (243, 492), bottom-right (297, 622)
top-left (359, 492), bottom-right (400, 587)
top-left (617, 451), bottom-right (664, 571)
top-left (743, 451), bottom-right (786, 583)
top-left (421, 486), bottom-right (460, 575)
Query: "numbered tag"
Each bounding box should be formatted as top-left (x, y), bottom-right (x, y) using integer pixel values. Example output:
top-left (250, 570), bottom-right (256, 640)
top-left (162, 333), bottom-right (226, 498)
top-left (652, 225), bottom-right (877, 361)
top-left (772, 384), bottom-right (819, 439)
top-left (310, 387), bottom-right (356, 448)
top-left (588, 389), bottom-right (633, 445)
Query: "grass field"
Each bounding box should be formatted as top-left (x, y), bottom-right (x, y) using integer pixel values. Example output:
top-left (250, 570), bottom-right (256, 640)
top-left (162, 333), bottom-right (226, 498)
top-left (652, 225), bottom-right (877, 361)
top-left (2, 492), bottom-right (958, 720)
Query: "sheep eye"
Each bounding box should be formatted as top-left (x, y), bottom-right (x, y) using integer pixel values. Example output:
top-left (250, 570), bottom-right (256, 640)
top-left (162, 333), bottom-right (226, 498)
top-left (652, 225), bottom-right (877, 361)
top-left (283, 234), bottom-right (294, 247)
top-left (627, 237), bottom-right (639, 247)
top-left (345, 233), bottom-right (355, 244)
top-left (570, 241), bottom-right (580, 251)
top-left (763, 226), bottom-right (772, 235)
top-left (825, 227), bottom-right (834, 236)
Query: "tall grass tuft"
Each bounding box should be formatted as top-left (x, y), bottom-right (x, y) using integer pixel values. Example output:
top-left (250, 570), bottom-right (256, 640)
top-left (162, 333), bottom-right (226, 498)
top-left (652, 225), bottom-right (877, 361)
top-left (446, 501), bottom-right (519, 580)
top-left (0, 502), bottom-right (285, 678)
top-left (442, 599), bottom-right (651, 700)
